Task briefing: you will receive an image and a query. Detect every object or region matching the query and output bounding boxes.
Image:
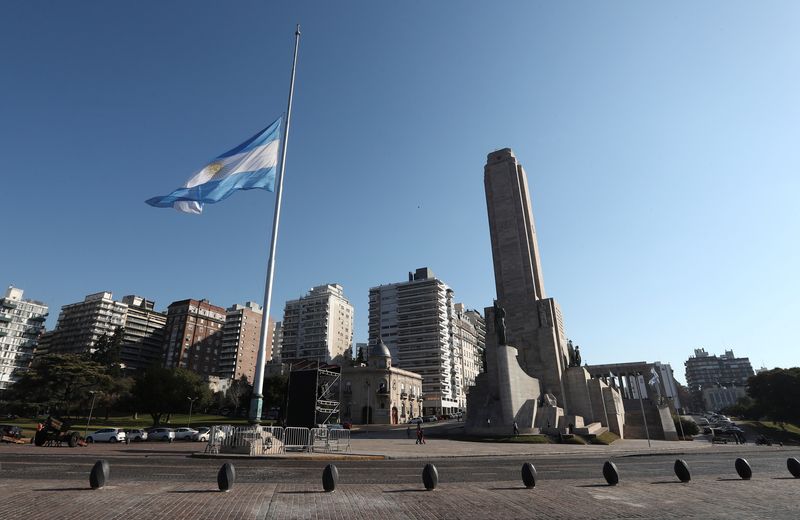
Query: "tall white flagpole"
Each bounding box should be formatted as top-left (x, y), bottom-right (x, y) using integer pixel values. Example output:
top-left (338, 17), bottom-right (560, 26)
top-left (249, 24), bottom-right (301, 424)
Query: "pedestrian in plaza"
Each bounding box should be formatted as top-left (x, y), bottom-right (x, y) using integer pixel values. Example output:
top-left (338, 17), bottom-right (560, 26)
top-left (513, 421), bottom-right (519, 436)
top-left (415, 425), bottom-right (422, 445)
top-left (406, 425), bottom-right (411, 439)
top-left (419, 426), bottom-right (426, 445)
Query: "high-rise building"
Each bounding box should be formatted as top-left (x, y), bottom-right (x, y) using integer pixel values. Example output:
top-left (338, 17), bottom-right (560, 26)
top-left (219, 301), bottom-right (275, 383)
top-left (47, 292), bottom-right (128, 355)
top-left (684, 348), bottom-right (754, 410)
top-left (279, 284), bottom-right (354, 363)
top-left (162, 299), bottom-right (226, 377)
top-left (0, 286), bottom-right (48, 389)
top-left (270, 321), bottom-right (283, 363)
top-left (451, 303), bottom-right (486, 410)
top-left (369, 267), bottom-right (480, 416)
top-left (119, 295), bottom-right (166, 372)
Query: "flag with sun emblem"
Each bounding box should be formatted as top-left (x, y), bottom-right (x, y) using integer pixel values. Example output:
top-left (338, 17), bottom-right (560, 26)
top-left (146, 116), bottom-right (282, 214)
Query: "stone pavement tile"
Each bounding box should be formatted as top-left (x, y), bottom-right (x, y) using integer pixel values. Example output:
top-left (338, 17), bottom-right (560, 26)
top-left (0, 475), bottom-right (798, 519)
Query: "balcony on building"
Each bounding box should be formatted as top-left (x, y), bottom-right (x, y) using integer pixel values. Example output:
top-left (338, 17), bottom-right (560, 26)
top-left (1, 300), bottom-right (17, 309)
top-left (0, 314), bottom-right (11, 323)
top-left (400, 391), bottom-right (408, 400)
top-left (376, 385), bottom-right (390, 396)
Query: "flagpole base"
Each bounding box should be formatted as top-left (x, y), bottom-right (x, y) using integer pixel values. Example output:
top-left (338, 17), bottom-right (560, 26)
top-left (248, 395), bottom-right (264, 425)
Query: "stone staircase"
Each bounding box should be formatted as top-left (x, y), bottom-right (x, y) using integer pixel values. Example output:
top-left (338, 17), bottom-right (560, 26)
top-left (622, 399), bottom-right (666, 440)
top-left (574, 422), bottom-right (607, 436)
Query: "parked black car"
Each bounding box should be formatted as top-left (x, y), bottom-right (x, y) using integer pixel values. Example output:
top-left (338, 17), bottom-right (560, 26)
top-left (0, 424), bottom-right (23, 439)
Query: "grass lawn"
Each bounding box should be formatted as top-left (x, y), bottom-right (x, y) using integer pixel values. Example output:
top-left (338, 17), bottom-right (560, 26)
top-left (2, 413), bottom-right (261, 439)
top-left (588, 431), bottom-right (619, 445)
top-left (737, 420), bottom-right (800, 445)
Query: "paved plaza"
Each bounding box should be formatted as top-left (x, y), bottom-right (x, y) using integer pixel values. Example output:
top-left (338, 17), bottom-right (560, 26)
top-left (1, 438), bottom-right (798, 519)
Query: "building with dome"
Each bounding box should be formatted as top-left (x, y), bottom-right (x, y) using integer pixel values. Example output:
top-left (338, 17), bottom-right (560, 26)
top-left (339, 339), bottom-right (423, 425)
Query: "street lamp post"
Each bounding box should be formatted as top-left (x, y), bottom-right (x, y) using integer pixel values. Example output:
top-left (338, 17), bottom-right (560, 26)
top-left (187, 397), bottom-right (198, 427)
top-left (84, 390), bottom-right (98, 438)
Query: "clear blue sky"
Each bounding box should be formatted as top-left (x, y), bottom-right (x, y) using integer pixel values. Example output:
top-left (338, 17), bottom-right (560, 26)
top-left (2, 1), bottom-right (799, 382)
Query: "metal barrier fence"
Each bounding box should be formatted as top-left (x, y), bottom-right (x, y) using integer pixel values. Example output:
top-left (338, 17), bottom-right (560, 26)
top-left (203, 425), bottom-right (349, 455)
top-left (310, 428), bottom-right (351, 452)
top-left (205, 425), bottom-right (284, 456)
top-left (283, 427), bottom-right (311, 452)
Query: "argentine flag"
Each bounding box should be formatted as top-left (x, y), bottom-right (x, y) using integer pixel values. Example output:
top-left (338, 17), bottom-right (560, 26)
top-left (146, 116), bottom-right (282, 214)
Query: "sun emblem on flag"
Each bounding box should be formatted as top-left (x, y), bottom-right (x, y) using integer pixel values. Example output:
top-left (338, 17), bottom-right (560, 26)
top-left (207, 161), bottom-right (224, 176)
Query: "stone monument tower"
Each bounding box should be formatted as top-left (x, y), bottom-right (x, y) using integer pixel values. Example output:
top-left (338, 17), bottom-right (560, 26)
top-left (483, 148), bottom-right (569, 406)
top-left (466, 148), bottom-right (625, 436)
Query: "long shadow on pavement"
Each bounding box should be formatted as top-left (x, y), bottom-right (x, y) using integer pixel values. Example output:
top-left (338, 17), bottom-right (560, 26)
top-left (34, 487), bottom-right (90, 492)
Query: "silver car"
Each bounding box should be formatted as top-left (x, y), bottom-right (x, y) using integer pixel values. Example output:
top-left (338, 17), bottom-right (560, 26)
top-left (173, 427), bottom-right (198, 441)
top-left (147, 428), bottom-right (175, 442)
top-left (86, 428), bottom-right (126, 443)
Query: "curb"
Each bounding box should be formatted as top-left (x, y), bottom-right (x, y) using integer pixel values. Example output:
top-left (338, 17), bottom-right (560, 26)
top-left (190, 452), bottom-right (386, 461)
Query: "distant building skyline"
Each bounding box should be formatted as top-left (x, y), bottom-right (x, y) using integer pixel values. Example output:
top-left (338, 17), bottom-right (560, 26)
top-left (368, 267), bottom-right (483, 416)
top-left (119, 295), bottom-right (166, 372)
top-left (45, 291), bottom-right (127, 356)
top-left (685, 348), bottom-right (755, 411)
top-left (219, 301), bottom-right (274, 383)
top-left (278, 284), bottom-right (354, 363)
top-left (0, 286), bottom-right (48, 389)
top-left (162, 298), bottom-right (226, 377)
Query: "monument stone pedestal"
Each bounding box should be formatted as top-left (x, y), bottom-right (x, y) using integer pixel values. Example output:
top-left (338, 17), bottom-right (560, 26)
top-left (465, 343), bottom-right (540, 436)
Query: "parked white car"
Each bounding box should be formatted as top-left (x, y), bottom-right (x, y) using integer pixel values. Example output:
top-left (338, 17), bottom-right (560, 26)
top-left (124, 429), bottom-right (148, 442)
top-left (86, 428), bottom-right (126, 443)
top-left (147, 427), bottom-right (175, 442)
top-left (173, 427), bottom-right (198, 441)
top-left (193, 427), bottom-right (226, 442)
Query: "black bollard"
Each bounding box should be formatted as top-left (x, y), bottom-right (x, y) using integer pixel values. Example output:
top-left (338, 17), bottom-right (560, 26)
top-left (602, 461), bottom-right (619, 486)
top-left (787, 458), bottom-right (800, 478)
top-left (422, 463), bottom-right (438, 491)
top-left (322, 464), bottom-right (339, 492)
top-left (90, 460), bottom-right (110, 489)
top-left (735, 458), bottom-right (752, 480)
top-left (217, 462), bottom-right (236, 492)
top-left (521, 462), bottom-right (537, 488)
top-left (673, 459), bottom-right (691, 483)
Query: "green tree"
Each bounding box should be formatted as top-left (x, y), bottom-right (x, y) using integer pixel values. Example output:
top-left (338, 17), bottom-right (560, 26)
top-left (90, 327), bottom-right (125, 375)
top-left (747, 368), bottom-right (800, 427)
top-left (130, 367), bottom-right (212, 426)
top-left (263, 374), bottom-right (288, 421)
top-left (6, 354), bottom-right (114, 417)
top-left (226, 375), bottom-right (252, 413)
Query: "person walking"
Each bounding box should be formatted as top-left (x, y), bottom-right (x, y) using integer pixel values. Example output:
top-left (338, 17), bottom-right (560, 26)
top-left (419, 426), bottom-right (426, 445)
top-left (513, 421), bottom-right (519, 436)
top-left (415, 425), bottom-right (422, 445)
top-left (406, 425), bottom-right (411, 439)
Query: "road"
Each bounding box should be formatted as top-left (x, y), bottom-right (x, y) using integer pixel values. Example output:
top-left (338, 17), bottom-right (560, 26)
top-left (2, 442), bottom-right (799, 519)
top-left (1, 442), bottom-right (795, 485)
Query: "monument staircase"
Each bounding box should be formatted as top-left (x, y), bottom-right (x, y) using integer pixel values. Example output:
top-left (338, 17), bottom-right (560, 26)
top-left (622, 399), bottom-right (666, 439)
top-left (574, 422), bottom-right (607, 436)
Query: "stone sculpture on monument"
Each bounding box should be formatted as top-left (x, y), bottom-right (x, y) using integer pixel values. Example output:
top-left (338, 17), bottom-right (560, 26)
top-left (466, 148), bottom-right (625, 437)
